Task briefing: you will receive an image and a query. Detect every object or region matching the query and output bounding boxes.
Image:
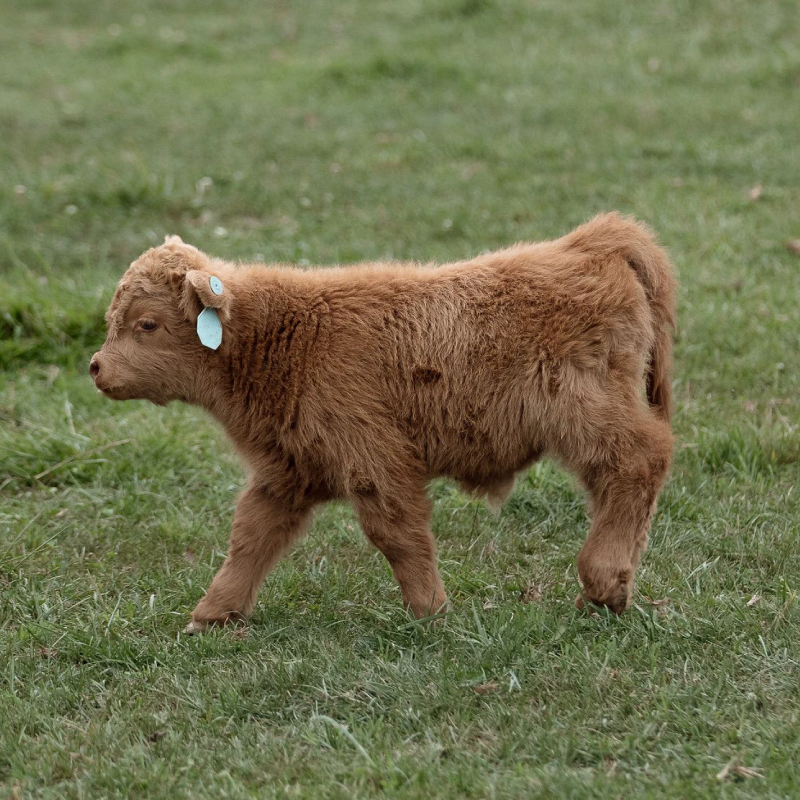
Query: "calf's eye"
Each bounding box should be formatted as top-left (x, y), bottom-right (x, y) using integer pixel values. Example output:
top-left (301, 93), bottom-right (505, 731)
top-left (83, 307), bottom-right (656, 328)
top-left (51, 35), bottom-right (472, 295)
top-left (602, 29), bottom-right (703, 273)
top-left (139, 319), bottom-right (158, 332)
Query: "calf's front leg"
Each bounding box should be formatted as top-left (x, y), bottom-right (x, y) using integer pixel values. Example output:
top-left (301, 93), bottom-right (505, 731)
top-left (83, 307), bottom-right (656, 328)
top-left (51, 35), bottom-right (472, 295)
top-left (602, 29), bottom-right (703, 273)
top-left (187, 485), bottom-right (312, 632)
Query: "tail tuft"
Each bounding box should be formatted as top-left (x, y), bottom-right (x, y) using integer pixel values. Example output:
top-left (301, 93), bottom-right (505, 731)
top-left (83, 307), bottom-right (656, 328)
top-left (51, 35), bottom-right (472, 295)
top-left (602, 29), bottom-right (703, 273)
top-left (564, 212), bottom-right (676, 421)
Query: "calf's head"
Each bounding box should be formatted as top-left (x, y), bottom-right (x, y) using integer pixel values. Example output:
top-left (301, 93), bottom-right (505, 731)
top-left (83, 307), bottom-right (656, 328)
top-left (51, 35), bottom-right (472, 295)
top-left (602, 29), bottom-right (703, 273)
top-left (90, 236), bottom-right (233, 405)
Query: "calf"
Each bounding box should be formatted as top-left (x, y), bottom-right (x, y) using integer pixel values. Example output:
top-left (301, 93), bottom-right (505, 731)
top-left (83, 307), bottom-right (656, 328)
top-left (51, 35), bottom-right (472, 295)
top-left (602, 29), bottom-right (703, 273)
top-left (91, 213), bottom-right (675, 631)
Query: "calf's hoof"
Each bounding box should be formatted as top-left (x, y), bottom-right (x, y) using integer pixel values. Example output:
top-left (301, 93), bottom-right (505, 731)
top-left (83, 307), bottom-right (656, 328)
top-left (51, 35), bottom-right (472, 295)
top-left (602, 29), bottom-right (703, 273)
top-left (576, 556), bottom-right (634, 615)
top-left (405, 588), bottom-right (449, 620)
top-left (575, 592), bottom-right (632, 615)
top-left (183, 620), bottom-right (208, 635)
top-left (184, 610), bottom-right (244, 634)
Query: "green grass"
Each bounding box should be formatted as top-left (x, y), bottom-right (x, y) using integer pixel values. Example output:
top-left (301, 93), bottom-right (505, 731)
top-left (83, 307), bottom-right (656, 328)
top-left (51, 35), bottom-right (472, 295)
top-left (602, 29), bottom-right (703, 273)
top-left (2, 0), bottom-right (800, 796)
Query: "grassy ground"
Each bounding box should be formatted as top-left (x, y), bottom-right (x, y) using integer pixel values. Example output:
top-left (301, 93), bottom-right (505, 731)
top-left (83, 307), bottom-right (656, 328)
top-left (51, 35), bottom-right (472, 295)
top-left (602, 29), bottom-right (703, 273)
top-left (2, 0), bottom-right (800, 796)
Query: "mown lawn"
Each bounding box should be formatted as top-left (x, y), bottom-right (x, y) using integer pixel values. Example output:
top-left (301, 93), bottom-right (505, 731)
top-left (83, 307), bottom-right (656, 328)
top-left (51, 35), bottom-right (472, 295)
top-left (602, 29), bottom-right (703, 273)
top-left (2, 0), bottom-right (800, 796)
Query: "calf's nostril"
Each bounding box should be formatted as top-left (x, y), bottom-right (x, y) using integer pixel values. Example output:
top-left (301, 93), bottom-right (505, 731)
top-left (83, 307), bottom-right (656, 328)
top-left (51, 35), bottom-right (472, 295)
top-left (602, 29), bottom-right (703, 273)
top-left (89, 358), bottom-right (100, 379)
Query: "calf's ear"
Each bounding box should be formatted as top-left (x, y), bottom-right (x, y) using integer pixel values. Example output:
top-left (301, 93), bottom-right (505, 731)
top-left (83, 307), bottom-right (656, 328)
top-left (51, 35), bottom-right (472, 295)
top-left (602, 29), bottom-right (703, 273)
top-left (173, 269), bottom-right (233, 324)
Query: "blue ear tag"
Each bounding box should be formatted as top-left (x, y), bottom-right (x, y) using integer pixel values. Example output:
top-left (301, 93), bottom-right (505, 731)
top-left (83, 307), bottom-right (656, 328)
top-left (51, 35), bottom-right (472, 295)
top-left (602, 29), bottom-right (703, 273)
top-left (209, 276), bottom-right (224, 295)
top-left (197, 307), bottom-right (223, 350)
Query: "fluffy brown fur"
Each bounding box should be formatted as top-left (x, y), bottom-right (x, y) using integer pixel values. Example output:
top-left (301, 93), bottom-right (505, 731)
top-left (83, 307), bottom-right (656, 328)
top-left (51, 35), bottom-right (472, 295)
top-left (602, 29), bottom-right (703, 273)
top-left (90, 213), bottom-right (676, 630)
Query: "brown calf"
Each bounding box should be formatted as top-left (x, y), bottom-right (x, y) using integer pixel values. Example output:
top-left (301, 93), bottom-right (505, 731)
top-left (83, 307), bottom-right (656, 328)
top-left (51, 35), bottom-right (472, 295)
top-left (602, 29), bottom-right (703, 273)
top-left (91, 213), bottom-right (675, 630)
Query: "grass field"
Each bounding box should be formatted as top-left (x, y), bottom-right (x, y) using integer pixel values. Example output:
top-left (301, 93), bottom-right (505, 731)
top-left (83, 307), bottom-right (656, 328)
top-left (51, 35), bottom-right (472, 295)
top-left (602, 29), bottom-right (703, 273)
top-left (2, 0), bottom-right (800, 796)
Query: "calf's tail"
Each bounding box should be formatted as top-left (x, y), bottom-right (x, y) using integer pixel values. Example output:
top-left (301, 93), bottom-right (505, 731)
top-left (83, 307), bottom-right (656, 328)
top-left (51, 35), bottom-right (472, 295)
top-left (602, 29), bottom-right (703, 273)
top-left (563, 212), bottom-right (677, 421)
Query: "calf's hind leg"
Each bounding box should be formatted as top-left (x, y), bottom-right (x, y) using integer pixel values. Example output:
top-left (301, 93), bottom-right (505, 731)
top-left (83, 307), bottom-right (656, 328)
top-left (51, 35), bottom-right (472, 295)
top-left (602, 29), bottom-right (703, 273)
top-left (573, 408), bottom-right (672, 614)
top-left (354, 484), bottom-right (447, 618)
